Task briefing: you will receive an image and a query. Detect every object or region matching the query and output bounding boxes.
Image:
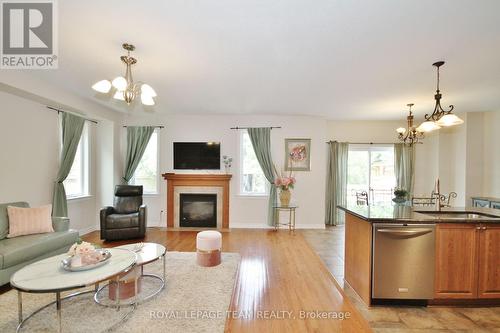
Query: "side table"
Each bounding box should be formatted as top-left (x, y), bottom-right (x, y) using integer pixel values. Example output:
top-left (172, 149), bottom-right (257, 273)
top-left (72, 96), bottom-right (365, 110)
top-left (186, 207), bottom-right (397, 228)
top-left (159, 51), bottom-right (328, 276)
top-left (273, 205), bottom-right (297, 231)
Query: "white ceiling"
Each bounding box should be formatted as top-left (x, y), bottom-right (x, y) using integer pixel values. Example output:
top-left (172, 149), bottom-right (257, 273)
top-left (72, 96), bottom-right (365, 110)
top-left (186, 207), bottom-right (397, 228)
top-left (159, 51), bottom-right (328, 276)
top-left (31, 0), bottom-right (500, 120)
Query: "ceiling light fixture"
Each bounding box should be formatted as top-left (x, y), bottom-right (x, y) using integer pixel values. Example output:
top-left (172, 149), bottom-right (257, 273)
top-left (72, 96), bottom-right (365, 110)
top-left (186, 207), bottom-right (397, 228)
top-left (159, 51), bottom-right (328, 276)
top-left (417, 61), bottom-right (463, 132)
top-left (92, 43), bottom-right (156, 106)
top-left (396, 103), bottom-right (424, 146)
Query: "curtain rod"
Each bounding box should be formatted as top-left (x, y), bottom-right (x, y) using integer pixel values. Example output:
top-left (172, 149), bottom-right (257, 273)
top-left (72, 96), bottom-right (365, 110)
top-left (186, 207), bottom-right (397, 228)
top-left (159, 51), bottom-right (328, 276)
top-left (230, 126), bottom-right (281, 130)
top-left (123, 125), bottom-right (164, 129)
top-left (47, 106), bottom-right (98, 124)
top-left (326, 140), bottom-right (396, 144)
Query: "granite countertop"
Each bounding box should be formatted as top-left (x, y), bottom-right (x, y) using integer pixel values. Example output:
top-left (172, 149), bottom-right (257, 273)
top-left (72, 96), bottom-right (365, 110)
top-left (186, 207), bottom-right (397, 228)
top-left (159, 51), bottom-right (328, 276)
top-left (338, 204), bottom-right (500, 223)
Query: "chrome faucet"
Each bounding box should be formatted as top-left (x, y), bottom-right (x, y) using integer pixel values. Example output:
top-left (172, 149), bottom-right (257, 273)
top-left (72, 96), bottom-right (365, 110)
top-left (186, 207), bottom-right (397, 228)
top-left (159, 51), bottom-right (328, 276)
top-left (434, 178), bottom-right (445, 211)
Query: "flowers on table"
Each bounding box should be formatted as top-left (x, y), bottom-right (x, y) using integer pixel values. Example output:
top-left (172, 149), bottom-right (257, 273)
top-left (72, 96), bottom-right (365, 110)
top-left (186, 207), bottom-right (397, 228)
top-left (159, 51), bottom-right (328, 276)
top-left (274, 175), bottom-right (296, 190)
top-left (67, 240), bottom-right (102, 266)
top-left (274, 170), bottom-right (296, 207)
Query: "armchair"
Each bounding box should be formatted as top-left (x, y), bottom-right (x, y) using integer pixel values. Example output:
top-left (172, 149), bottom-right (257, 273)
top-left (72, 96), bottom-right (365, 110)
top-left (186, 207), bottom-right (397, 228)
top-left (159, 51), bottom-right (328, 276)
top-left (100, 185), bottom-right (147, 241)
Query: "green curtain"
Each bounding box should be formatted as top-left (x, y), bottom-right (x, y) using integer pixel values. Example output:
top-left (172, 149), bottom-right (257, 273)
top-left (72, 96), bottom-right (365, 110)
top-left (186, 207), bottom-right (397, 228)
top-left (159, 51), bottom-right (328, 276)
top-left (325, 142), bottom-right (349, 225)
top-left (52, 113), bottom-right (85, 217)
top-left (394, 143), bottom-right (415, 198)
top-left (247, 128), bottom-right (277, 226)
top-left (123, 126), bottom-right (155, 183)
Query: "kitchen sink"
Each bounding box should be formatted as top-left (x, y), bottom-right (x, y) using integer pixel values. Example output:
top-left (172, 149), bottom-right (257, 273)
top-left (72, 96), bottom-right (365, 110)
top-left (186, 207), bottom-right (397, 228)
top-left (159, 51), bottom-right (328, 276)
top-left (415, 211), bottom-right (499, 219)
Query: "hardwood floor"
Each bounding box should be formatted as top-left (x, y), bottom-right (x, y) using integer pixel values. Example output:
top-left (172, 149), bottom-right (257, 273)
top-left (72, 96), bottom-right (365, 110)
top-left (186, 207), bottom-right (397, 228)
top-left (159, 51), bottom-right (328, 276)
top-left (84, 228), bottom-right (372, 333)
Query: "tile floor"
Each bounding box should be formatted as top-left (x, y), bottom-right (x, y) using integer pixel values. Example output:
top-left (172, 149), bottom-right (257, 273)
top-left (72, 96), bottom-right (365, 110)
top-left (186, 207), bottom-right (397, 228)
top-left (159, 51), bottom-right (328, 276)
top-left (300, 226), bottom-right (500, 333)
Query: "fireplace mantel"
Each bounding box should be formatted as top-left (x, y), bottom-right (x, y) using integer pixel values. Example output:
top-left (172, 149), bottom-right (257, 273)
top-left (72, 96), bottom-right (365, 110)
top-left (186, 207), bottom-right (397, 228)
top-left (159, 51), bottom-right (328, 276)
top-left (162, 173), bottom-right (232, 228)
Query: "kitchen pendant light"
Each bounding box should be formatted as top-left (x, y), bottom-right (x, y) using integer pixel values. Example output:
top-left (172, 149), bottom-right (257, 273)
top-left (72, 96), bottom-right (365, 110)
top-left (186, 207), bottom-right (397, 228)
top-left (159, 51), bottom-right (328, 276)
top-left (418, 61), bottom-right (463, 131)
top-left (396, 103), bottom-right (424, 146)
top-left (92, 43), bottom-right (157, 106)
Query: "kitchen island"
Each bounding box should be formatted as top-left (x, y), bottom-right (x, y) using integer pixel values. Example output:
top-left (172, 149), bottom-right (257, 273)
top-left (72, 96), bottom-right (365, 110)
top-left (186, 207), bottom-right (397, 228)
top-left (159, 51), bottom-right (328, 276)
top-left (338, 205), bottom-right (500, 306)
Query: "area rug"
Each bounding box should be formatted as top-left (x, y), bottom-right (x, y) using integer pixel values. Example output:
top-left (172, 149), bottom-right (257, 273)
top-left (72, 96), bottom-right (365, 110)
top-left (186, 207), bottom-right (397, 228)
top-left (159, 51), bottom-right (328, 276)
top-left (0, 251), bottom-right (240, 333)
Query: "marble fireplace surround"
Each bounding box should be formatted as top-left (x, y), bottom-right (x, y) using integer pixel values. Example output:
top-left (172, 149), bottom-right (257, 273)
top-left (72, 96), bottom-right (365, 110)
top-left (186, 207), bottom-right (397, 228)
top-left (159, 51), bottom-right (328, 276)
top-left (162, 173), bottom-right (232, 229)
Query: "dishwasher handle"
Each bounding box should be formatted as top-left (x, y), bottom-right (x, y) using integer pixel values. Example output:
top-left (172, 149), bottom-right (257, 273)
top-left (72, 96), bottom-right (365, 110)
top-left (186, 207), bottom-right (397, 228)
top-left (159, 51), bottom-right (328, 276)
top-left (376, 228), bottom-right (433, 237)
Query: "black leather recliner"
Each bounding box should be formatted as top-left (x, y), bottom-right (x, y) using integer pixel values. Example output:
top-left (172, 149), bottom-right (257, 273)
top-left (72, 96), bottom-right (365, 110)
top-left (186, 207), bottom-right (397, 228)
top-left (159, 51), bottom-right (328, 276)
top-left (100, 185), bottom-right (147, 241)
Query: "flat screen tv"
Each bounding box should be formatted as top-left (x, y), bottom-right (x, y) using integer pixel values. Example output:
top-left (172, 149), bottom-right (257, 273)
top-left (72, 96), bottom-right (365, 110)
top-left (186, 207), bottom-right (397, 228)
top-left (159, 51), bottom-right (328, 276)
top-left (174, 142), bottom-right (221, 170)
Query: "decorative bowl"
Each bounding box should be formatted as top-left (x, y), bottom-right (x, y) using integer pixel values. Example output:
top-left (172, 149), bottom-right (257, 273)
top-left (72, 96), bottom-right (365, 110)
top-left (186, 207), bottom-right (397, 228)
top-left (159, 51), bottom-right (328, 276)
top-left (61, 249), bottom-right (112, 272)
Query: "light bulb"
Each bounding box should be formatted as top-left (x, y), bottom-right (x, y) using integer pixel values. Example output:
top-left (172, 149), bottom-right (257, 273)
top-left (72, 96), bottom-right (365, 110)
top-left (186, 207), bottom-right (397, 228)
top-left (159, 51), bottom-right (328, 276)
top-left (112, 76), bottom-right (127, 91)
top-left (113, 91), bottom-right (125, 101)
top-left (141, 84), bottom-right (157, 97)
top-left (436, 114), bottom-right (464, 127)
top-left (141, 94), bottom-right (155, 106)
top-left (416, 121), bottom-right (441, 133)
top-left (396, 127), bottom-right (406, 134)
top-left (92, 80), bottom-right (112, 93)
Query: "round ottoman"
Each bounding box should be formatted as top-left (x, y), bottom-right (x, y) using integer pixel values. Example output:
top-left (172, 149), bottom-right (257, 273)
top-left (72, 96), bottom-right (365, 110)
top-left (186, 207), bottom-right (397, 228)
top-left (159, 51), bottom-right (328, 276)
top-left (196, 230), bottom-right (222, 267)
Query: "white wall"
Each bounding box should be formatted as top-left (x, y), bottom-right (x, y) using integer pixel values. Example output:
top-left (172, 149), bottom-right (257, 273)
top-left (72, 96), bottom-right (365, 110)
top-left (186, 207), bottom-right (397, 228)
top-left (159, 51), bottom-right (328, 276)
top-left (0, 79), bottom-right (123, 234)
top-left (123, 114), bottom-right (327, 229)
top-left (0, 91), bottom-right (59, 207)
top-left (482, 111), bottom-right (500, 198)
top-left (328, 120), bottom-right (403, 143)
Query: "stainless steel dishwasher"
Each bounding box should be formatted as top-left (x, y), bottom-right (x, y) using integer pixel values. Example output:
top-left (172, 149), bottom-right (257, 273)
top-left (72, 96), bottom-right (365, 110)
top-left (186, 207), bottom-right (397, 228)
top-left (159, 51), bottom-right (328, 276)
top-left (372, 223), bottom-right (435, 299)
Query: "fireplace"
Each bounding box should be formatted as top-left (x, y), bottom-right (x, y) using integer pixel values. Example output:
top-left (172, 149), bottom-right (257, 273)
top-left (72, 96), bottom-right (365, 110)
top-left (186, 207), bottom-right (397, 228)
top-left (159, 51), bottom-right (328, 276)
top-left (179, 193), bottom-right (217, 228)
top-left (163, 173), bottom-right (232, 228)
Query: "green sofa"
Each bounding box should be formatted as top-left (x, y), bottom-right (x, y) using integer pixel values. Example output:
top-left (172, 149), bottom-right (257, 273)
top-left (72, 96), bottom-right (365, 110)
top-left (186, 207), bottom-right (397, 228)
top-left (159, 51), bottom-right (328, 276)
top-left (0, 202), bottom-right (79, 285)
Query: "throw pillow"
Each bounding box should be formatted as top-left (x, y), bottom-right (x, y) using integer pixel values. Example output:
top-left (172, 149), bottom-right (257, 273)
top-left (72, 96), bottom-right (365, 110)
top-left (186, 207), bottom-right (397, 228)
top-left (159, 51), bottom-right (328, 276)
top-left (7, 204), bottom-right (54, 238)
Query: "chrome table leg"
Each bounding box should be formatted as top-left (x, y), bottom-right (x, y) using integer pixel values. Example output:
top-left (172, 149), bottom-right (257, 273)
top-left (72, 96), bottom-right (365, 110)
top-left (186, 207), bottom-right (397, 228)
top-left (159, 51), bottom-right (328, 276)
top-left (56, 292), bottom-right (62, 333)
top-left (17, 290), bottom-right (22, 324)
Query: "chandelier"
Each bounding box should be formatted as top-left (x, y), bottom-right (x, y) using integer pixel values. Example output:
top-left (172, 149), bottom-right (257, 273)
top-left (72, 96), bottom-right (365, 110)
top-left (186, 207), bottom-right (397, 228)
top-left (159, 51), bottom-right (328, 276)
top-left (92, 43), bottom-right (156, 106)
top-left (417, 61), bottom-right (463, 132)
top-left (396, 103), bottom-right (424, 146)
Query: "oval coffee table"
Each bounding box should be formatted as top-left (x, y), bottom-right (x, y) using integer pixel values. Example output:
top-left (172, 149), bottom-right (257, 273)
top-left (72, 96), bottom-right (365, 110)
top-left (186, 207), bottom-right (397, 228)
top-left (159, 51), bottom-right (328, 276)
top-left (10, 248), bottom-right (137, 333)
top-left (94, 242), bottom-right (166, 306)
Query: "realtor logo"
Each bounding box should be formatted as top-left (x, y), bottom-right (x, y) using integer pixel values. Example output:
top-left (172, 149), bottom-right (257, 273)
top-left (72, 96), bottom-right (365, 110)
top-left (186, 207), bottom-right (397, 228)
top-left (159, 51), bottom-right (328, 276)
top-left (1, 0), bottom-right (58, 69)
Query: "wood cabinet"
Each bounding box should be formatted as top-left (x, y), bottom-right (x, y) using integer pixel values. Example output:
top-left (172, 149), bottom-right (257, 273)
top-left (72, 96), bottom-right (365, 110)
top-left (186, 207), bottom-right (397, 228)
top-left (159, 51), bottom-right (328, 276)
top-left (435, 223), bottom-right (479, 298)
top-left (344, 213), bottom-right (372, 305)
top-left (435, 223), bottom-right (500, 300)
top-left (478, 225), bottom-right (500, 298)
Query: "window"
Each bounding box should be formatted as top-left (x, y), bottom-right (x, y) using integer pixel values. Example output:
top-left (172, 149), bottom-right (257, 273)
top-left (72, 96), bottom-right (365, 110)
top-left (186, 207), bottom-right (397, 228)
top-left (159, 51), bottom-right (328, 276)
top-left (240, 130), bottom-right (267, 195)
top-left (347, 145), bottom-right (395, 205)
top-left (131, 130), bottom-right (159, 194)
top-left (64, 123), bottom-right (90, 198)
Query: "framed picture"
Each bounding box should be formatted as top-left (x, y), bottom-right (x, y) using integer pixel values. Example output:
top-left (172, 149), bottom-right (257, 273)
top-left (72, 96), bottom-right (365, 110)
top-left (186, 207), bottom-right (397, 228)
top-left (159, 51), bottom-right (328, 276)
top-left (284, 138), bottom-right (311, 171)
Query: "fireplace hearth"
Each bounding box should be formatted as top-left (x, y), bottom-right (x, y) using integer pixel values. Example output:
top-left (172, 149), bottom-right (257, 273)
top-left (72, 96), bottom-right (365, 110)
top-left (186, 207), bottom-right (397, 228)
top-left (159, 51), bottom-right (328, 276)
top-left (180, 193), bottom-right (217, 228)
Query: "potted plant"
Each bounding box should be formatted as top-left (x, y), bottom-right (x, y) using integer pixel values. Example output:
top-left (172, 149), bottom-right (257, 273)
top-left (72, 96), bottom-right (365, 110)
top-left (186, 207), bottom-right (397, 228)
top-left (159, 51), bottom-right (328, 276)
top-left (274, 173), bottom-right (296, 207)
top-left (222, 155), bottom-right (233, 174)
top-left (392, 188), bottom-right (408, 203)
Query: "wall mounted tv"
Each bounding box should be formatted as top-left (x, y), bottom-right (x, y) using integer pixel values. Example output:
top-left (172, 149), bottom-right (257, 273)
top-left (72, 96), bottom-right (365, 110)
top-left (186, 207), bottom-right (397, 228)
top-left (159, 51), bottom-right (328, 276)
top-left (173, 142), bottom-right (221, 170)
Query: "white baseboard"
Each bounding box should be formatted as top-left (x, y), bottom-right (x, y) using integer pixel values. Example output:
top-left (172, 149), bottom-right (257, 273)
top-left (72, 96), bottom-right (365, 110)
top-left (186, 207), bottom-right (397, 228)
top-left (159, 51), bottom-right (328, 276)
top-left (230, 223), bottom-right (326, 229)
top-left (230, 223), bottom-right (271, 229)
top-left (147, 220), bottom-right (162, 227)
top-left (79, 225), bottom-right (98, 235)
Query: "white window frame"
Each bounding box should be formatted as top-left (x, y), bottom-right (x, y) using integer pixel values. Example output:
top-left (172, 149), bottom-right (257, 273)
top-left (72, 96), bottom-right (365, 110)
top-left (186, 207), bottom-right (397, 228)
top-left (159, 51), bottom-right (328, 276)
top-left (65, 123), bottom-right (90, 199)
top-left (347, 144), bottom-right (395, 204)
top-left (130, 129), bottom-right (160, 195)
top-left (239, 130), bottom-right (269, 197)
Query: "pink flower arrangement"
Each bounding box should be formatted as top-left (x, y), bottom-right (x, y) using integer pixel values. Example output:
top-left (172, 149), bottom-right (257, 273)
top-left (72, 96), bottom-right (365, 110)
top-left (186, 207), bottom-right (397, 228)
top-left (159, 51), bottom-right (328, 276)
top-left (67, 240), bottom-right (103, 266)
top-left (274, 176), bottom-right (296, 190)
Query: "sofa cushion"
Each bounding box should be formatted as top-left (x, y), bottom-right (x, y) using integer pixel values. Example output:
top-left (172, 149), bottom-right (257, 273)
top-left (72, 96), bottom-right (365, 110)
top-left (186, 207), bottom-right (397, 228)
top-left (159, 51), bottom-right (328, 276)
top-left (7, 204), bottom-right (54, 238)
top-left (106, 213), bottom-right (139, 229)
top-left (0, 230), bottom-right (79, 269)
top-left (0, 202), bottom-right (29, 240)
